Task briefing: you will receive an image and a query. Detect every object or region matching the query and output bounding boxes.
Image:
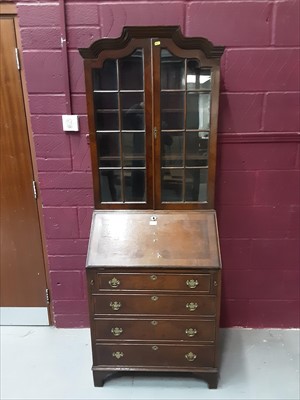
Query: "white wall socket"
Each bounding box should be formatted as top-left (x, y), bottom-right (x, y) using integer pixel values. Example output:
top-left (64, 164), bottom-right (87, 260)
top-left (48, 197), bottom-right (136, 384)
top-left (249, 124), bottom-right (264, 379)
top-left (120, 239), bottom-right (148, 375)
top-left (62, 115), bottom-right (79, 132)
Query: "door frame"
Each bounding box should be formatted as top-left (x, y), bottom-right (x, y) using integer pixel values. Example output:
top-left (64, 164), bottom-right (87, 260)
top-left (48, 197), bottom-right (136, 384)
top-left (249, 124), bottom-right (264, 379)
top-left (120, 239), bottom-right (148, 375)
top-left (0, 2), bottom-right (53, 324)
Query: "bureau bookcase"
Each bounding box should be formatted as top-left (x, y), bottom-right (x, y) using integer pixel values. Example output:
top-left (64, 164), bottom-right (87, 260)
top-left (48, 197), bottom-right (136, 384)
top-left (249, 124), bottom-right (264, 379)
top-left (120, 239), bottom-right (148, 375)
top-left (80, 26), bottom-right (224, 388)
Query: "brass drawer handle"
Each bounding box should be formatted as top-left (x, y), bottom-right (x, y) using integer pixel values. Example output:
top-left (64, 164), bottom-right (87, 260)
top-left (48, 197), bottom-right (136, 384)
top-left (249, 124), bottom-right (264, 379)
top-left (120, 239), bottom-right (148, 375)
top-left (186, 302), bottom-right (198, 312)
top-left (110, 301), bottom-right (121, 311)
top-left (185, 352), bottom-right (197, 362)
top-left (109, 277), bottom-right (120, 288)
top-left (152, 345), bottom-right (158, 351)
top-left (185, 328), bottom-right (198, 337)
top-left (112, 351), bottom-right (124, 359)
top-left (150, 274), bottom-right (157, 281)
top-left (151, 295), bottom-right (159, 301)
top-left (186, 279), bottom-right (199, 289)
top-left (111, 327), bottom-right (123, 336)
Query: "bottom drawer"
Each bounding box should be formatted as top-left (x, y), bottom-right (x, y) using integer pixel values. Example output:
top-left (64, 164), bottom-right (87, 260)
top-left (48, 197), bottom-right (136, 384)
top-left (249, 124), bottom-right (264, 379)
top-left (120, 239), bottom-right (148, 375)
top-left (95, 343), bottom-right (215, 368)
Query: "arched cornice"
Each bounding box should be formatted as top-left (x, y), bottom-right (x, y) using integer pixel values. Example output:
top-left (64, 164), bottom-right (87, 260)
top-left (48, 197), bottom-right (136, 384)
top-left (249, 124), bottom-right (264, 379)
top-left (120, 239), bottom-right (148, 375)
top-left (79, 26), bottom-right (224, 60)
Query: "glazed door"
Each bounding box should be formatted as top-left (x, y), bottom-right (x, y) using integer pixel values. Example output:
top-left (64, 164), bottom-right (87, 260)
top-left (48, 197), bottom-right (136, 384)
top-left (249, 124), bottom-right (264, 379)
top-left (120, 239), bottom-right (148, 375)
top-left (153, 39), bottom-right (219, 209)
top-left (88, 39), bottom-right (154, 209)
top-left (0, 15), bottom-right (49, 324)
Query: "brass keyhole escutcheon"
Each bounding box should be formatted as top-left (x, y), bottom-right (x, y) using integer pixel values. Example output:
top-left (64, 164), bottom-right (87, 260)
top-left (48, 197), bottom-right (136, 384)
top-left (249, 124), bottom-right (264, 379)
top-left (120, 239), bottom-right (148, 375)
top-left (111, 327), bottom-right (123, 336)
top-left (112, 351), bottom-right (124, 359)
top-left (186, 302), bottom-right (198, 312)
top-left (185, 352), bottom-right (197, 362)
top-left (152, 345), bottom-right (158, 351)
top-left (151, 320), bottom-right (158, 326)
top-left (185, 328), bottom-right (197, 337)
top-left (150, 274), bottom-right (157, 281)
top-left (186, 279), bottom-right (199, 289)
top-left (110, 301), bottom-right (121, 311)
top-left (109, 277), bottom-right (120, 288)
top-left (90, 279), bottom-right (94, 286)
top-left (151, 295), bottom-right (159, 301)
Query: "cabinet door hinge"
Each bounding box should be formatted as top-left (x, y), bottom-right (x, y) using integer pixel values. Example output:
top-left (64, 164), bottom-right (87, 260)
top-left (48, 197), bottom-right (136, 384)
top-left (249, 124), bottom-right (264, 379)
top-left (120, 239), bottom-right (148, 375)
top-left (32, 180), bottom-right (38, 199)
top-left (15, 48), bottom-right (21, 70)
top-left (45, 288), bottom-right (50, 305)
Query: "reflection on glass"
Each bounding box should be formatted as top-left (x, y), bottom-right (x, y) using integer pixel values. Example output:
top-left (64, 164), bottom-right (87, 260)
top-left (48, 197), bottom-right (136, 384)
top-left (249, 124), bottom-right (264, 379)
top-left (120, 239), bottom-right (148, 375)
top-left (97, 132), bottom-right (120, 167)
top-left (161, 49), bottom-right (185, 90)
top-left (122, 132), bottom-right (145, 167)
top-left (93, 60), bottom-right (117, 91)
top-left (119, 49), bottom-right (144, 90)
top-left (185, 168), bottom-right (208, 202)
top-left (161, 169), bottom-right (183, 202)
top-left (95, 110), bottom-right (119, 131)
top-left (124, 169), bottom-right (145, 202)
top-left (186, 132), bottom-right (208, 167)
top-left (186, 93), bottom-right (210, 130)
top-left (161, 92), bottom-right (184, 130)
top-left (121, 92), bottom-right (144, 130)
top-left (161, 132), bottom-right (183, 167)
top-left (94, 92), bottom-right (118, 110)
top-left (100, 169), bottom-right (122, 202)
top-left (187, 61), bottom-right (211, 90)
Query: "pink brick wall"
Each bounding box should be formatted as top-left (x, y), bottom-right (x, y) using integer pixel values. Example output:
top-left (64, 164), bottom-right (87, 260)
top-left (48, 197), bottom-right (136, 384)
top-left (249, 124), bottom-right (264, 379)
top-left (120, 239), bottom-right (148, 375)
top-left (16, 0), bottom-right (300, 328)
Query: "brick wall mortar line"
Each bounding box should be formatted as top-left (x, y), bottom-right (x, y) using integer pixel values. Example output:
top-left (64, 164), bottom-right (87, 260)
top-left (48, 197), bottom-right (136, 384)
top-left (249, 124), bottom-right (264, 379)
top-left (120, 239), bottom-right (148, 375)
top-left (224, 46), bottom-right (300, 51)
top-left (270, 0), bottom-right (277, 46)
top-left (222, 91), bottom-right (300, 94)
top-left (183, 1), bottom-right (187, 36)
top-left (23, 50), bottom-right (62, 53)
top-left (260, 92), bottom-right (267, 131)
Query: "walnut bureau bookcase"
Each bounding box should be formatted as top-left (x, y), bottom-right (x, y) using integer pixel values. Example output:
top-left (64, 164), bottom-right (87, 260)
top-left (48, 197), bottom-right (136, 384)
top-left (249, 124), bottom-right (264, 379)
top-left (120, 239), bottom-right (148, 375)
top-left (79, 26), bottom-right (224, 389)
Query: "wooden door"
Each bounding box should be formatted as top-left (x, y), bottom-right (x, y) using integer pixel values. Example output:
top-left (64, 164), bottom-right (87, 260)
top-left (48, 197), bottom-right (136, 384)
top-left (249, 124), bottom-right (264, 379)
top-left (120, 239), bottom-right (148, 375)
top-left (0, 13), bottom-right (49, 324)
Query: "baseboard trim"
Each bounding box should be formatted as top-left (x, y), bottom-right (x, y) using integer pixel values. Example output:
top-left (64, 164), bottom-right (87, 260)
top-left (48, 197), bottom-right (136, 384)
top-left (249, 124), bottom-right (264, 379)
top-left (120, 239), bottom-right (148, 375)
top-left (0, 307), bottom-right (49, 326)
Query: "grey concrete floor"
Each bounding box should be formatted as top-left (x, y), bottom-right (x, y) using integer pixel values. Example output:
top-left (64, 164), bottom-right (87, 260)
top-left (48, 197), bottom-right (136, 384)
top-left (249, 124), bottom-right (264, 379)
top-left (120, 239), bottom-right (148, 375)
top-left (0, 327), bottom-right (299, 400)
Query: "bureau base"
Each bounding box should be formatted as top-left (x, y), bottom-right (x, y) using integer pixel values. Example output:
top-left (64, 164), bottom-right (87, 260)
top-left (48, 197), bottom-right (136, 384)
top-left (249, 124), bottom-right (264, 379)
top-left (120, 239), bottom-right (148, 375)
top-left (92, 368), bottom-right (219, 389)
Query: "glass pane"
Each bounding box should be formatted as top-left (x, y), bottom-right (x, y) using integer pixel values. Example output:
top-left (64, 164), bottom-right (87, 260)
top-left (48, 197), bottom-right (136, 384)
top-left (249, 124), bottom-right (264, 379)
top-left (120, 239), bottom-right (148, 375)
top-left (97, 132), bottom-right (120, 167)
top-left (119, 49), bottom-right (144, 90)
top-left (122, 132), bottom-right (145, 167)
top-left (186, 132), bottom-right (208, 167)
top-left (161, 92), bottom-right (184, 130)
top-left (187, 61), bottom-right (211, 90)
top-left (93, 60), bottom-right (117, 91)
top-left (95, 110), bottom-right (119, 131)
top-left (161, 169), bottom-right (183, 202)
top-left (124, 169), bottom-right (146, 202)
top-left (100, 169), bottom-right (122, 202)
top-left (161, 49), bottom-right (185, 90)
top-left (161, 132), bottom-right (183, 167)
top-left (94, 92), bottom-right (118, 110)
top-left (186, 93), bottom-right (210, 130)
top-left (185, 168), bottom-right (208, 202)
top-left (121, 92), bottom-right (144, 130)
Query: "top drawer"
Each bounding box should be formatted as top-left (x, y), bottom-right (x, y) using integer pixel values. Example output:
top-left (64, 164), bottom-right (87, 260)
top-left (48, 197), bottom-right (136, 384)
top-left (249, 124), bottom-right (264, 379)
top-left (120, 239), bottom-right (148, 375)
top-left (91, 272), bottom-right (213, 293)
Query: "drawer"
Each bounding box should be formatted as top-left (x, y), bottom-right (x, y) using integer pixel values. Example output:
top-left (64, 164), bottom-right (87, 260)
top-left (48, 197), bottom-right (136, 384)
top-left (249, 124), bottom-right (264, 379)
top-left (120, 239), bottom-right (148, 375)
top-left (94, 318), bottom-right (215, 342)
top-left (93, 294), bottom-right (216, 317)
top-left (95, 343), bottom-right (215, 368)
top-left (91, 272), bottom-right (213, 293)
